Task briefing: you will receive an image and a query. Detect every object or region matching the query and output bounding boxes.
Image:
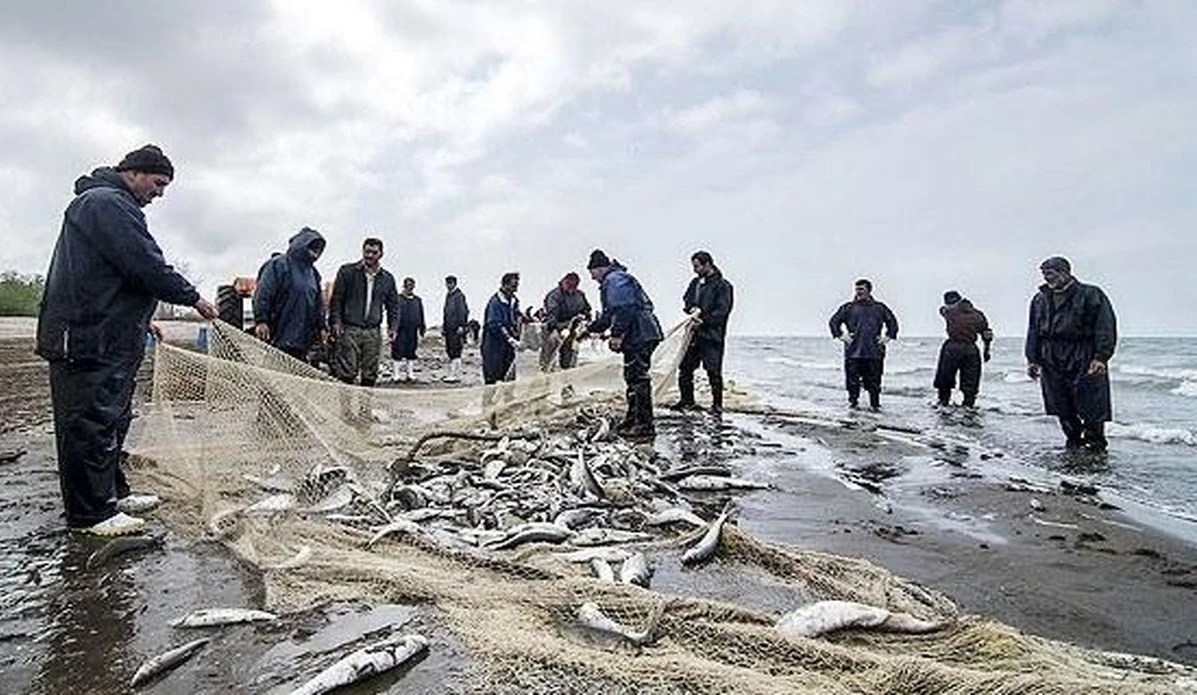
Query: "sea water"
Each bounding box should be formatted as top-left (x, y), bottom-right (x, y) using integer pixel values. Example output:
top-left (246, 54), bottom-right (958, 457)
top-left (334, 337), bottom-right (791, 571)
top-left (726, 336), bottom-right (1197, 533)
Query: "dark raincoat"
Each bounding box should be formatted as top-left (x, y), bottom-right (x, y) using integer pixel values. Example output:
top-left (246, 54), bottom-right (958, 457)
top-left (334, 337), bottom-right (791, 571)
top-left (828, 298), bottom-right (899, 360)
top-left (392, 294), bottom-right (426, 360)
top-left (252, 228), bottom-right (326, 353)
top-left (443, 287), bottom-right (469, 359)
top-left (682, 270), bottom-right (734, 343)
top-left (543, 286), bottom-right (592, 332)
top-left (37, 167), bottom-right (199, 526)
top-left (1024, 281), bottom-right (1117, 422)
top-left (587, 265), bottom-right (663, 428)
top-left (482, 291), bottom-right (520, 383)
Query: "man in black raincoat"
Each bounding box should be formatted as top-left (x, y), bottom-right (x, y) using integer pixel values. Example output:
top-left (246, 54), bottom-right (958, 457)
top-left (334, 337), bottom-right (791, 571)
top-left (392, 277), bottom-right (426, 382)
top-left (934, 291), bottom-right (993, 408)
top-left (252, 227), bottom-right (327, 361)
top-left (1025, 257), bottom-right (1117, 451)
top-left (441, 275), bottom-right (469, 382)
top-left (672, 250), bottom-right (734, 415)
top-left (37, 145), bottom-right (217, 535)
top-left (828, 278), bottom-right (899, 410)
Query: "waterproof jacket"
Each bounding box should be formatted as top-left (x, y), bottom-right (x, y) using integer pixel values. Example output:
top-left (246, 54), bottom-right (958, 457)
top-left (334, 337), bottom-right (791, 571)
top-left (37, 167), bottom-right (199, 364)
top-left (443, 287), bottom-right (469, 330)
top-left (587, 265), bottom-right (663, 349)
top-left (252, 228), bottom-right (326, 352)
top-left (828, 298), bottom-right (899, 360)
top-left (397, 294), bottom-right (426, 336)
top-left (482, 292), bottom-right (520, 349)
top-left (1024, 281), bottom-right (1117, 369)
top-left (329, 262), bottom-right (398, 330)
top-left (683, 270), bottom-right (734, 343)
top-left (543, 286), bottom-right (591, 332)
top-left (940, 299), bottom-right (993, 345)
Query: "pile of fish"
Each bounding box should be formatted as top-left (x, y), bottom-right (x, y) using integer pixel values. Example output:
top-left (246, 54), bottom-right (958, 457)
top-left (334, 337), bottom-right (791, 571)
top-left (218, 412), bottom-right (775, 585)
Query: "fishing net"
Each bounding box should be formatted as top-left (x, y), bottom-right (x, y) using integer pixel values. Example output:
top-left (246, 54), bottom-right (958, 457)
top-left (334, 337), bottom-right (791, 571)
top-left (127, 319), bottom-right (1195, 694)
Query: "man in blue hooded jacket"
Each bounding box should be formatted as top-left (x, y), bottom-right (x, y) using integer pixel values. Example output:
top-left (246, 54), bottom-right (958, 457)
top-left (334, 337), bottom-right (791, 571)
top-left (828, 278), bottom-right (899, 411)
top-left (37, 144), bottom-right (217, 536)
top-left (252, 227), bottom-right (327, 361)
top-left (581, 250), bottom-right (664, 439)
top-left (481, 272), bottom-right (522, 384)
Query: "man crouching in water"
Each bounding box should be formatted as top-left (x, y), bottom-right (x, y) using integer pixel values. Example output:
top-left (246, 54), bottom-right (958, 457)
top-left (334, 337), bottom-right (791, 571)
top-left (579, 250), bottom-right (663, 440)
top-left (934, 290), bottom-right (993, 408)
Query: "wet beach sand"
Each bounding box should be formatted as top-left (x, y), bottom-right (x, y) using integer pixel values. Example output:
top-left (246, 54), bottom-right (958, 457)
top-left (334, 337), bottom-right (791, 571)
top-left (1, 321), bottom-right (1195, 693)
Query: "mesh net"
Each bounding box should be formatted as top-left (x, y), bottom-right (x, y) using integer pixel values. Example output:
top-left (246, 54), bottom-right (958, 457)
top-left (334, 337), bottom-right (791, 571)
top-left (127, 320), bottom-right (1195, 694)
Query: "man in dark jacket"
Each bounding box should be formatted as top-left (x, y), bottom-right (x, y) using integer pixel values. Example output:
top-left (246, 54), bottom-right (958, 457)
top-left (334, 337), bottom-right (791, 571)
top-left (252, 227), bottom-right (327, 361)
top-left (442, 275), bottom-right (469, 383)
top-left (582, 250), bottom-right (664, 439)
top-left (540, 272), bottom-right (592, 372)
top-left (482, 272), bottom-right (521, 385)
top-left (934, 291), bottom-right (993, 408)
top-left (672, 250), bottom-right (734, 415)
top-left (828, 278), bottom-right (899, 411)
top-left (392, 277), bottom-right (426, 382)
top-left (329, 237), bottom-right (399, 387)
top-left (36, 145), bottom-right (217, 536)
top-left (1025, 256), bottom-right (1117, 451)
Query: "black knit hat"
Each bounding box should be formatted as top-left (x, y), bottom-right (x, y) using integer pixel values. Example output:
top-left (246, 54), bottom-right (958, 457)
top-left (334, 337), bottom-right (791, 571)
top-left (587, 249), bottom-right (611, 270)
top-left (943, 290), bottom-right (962, 304)
top-left (1039, 256), bottom-right (1071, 273)
top-left (115, 144), bottom-right (174, 179)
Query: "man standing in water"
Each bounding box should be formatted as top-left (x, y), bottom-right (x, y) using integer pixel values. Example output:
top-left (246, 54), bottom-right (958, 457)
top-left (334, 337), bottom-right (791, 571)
top-left (934, 291), bottom-right (993, 408)
top-left (37, 144), bottom-right (218, 535)
top-left (672, 250), bottom-right (734, 415)
top-left (828, 279), bottom-right (899, 411)
top-left (581, 250), bottom-right (664, 439)
top-left (442, 275), bottom-right (469, 383)
top-left (1025, 257), bottom-right (1117, 452)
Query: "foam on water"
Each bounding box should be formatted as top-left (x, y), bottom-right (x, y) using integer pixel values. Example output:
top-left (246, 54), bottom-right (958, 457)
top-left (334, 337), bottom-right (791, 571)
top-left (1172, 381), bottom-right (1197, 398)
top-left (1107, 422), bottom-right (1197, 447)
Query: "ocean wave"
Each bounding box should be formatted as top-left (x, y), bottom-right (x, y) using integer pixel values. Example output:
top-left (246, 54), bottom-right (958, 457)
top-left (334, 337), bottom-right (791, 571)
top-left (1172, 381), bottom-right (1197, 398)
top-left (764, 357), bottom-right (841, 371)
top-left (1118, 364), bottom-right (1197, 381)
top-left (982, 400), bottom-right (1038, 416)
top-left (885, 365), bottom-right (929, 375)
top-left (1107, 422), bottom-right (1197, 447)
top-left (1002, 371), bottom-right (1032, 384)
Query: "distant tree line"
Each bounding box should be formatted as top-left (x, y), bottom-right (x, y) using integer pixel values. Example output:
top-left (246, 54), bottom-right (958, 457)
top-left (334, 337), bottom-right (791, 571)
top-left (0, 271), bottom-right (44, 316)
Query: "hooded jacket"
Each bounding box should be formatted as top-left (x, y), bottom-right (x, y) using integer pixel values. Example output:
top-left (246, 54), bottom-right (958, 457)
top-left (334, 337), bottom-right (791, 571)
top-left (587, 264), bottom-right (663, 349)
top-left (828, 298), bottom-right (899, 360)
top-left (683, 269), bottom-right (734, 343)
top-left (252, 228), bottom-right (326, 351)
top-left (37, 167), bottom-right (199, 364)
top-left (543, 285), bottom-right (591, 332)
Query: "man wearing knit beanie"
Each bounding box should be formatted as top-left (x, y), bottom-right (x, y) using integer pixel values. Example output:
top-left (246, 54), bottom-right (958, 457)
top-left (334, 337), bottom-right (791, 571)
top-left (1025, 256), bottom-right (1118, 452)
top-left (36, 145), bottom-right (217, 536)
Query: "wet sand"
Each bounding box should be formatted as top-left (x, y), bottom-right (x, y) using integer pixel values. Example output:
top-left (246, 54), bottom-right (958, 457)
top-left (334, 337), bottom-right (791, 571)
top-left (2, 326), bottom-right (1196, 693)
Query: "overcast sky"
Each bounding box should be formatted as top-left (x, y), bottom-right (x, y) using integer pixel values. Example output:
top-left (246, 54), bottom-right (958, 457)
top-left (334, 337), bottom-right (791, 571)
top-left (0, 0), bottom-right (1193, 336)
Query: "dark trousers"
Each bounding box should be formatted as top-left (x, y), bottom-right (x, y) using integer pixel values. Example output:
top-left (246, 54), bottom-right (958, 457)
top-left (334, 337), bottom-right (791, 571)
top-left (1041, 363), bottom-right (1110, 449)
top-left (334, 325), bottom-right (382, 386)
top-left (678, 337), bottom-right (725, 409)
top-left (444, 326), bottom-right (464, 359)
top-left (844, 357), bottom-right (883, 407)
top-left (392, 326), bottom-right (420, 360)
top-left (481, 341), bottom-right (515, 385)
top-left (623, 341), bottom-right (658, 427)
top-left (934, 341), bottom-right (982, 406)
top-left (49, 358), bottom-right (140, 526)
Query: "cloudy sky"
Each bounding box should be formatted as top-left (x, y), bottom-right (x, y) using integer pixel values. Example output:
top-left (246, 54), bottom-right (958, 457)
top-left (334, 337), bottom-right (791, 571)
top-left (0, 0), bottom-right (1193, 336)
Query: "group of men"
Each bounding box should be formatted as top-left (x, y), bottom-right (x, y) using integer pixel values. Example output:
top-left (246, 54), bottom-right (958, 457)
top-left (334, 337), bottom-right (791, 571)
top-left (36, 144), bottom-right (1116, 537)
top-left (826, 258), bottom-right (1117, 453)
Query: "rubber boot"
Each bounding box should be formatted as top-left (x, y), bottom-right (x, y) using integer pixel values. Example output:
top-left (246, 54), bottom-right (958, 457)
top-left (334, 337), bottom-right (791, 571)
top-left (868, 390), bottom-right (881, 411)
top-left (937, 388), bottom-right (951, 407)
top-left (670, 375), bottom-right (697, 411)
top-left (710, 380), bottom-right (724, 416)
top-left (961, 391), bottom-right (977, 408)
top-left (404, 359), bottom-right (415, 382)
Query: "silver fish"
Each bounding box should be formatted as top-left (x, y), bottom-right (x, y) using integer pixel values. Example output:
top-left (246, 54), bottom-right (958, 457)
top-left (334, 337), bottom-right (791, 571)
top-left (244, 493), bottom-right (296, 515)
top-left (130, 637), bottom-right (210, 687)
top-left (619, 552), bottom-right (652, 587)
top-left (589, 557), bottom-right (615, 582)
top-left (486, 522), bottom-right (574, 550)
top-left (644, 507), bottom-right (706, 528)
top-left (207, 507), bottom-right (242, 539)
top-left (366, 518), bottom-right (423, 548)
top-left (681, 508), bottom-right (729, 565)
top-left (288, 634), bottom-right (429, 695)
top-left (261, 545), bottom-right (312, 571)
top-left (572, 527), bottom-right (653, 547)
top-left (775, 600), bottom-right (944, 639)
top-left (171, 608), bottom-right (277, 628)
top-left (675, 475), bottom-right (770, 491)
top-left (576, 602), bottom-right (654, 646)
top-left (553, 507), bottom-right (604, 529)
top-left (557, 547), bottom-right (632, 564)
top-left (570, 450), bottom-right (604, 500)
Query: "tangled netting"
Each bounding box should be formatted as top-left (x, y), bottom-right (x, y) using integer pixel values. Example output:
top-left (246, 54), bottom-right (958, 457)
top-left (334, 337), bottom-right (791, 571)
top-left (129, 320), bottom-right (1196, 694)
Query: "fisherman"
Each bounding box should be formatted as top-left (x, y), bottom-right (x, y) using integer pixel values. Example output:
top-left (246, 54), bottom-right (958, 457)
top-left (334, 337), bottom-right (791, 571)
top-left (1025, 257), bottom-right (1117, 452)
top-left (828, 279), bottom-right (899, 411)
top-left (540, 272), bottom-right (592, 372)
top-left (328, 238), bottom-right (399, 387)
top-left (36, 144), bottom-right (218, 535)
top-left (442, 275), bottom-right (470, 383)
top-left (580, 250), bottom-right (664, 439)
top-left (252, 227), bottom-right (328, 361)
top-left (934, 291), bottom-right (993, 408)
top-left (672, 250), bottom-right (734, 415)
top-left (481, 272), bottom-right (522, 384)
top-left (392, 277), bottom-right (426, 382)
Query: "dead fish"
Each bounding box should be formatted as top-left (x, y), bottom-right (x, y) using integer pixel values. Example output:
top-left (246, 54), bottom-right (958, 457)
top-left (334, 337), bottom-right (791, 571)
top-left (130, 637), bottom-right (210, 687)
top-left (0, 448), bottom-right (28, 464)
top-left (576, 602), bottom-right (655, 646)
top-left (261, 545), bottom-right (312, 571)
top-left (288, 633), bottom-right (429, 695)
top-left (557, 547), bottom-right (632, 564)
top-left (590, 417), bottom-right (612, 443)
top-left (572, 527), bottom-right (653, 547)
top-left (681, 507), bottom-right (730, 565)
top-left (644, 507), bottom-right (706, 529)
top-left (486, 522), bottom-right (574, 550)
top-left (658, 465), bottom-right (732, 482)
top-left (207, 507), bottom-right (243, 539)
top-left (675, 475), bottom-right (770, 491)
top-left (86, 533), bottom-right (163, 570)
top-left (171, 608), bottom-right (278, 628)
top-left (619, 552), bottom-right (652, 587)
top-left (483, 458), bottom-right (508, 480)
top-left (300, 484), bottom-right (353, 514)
top-left (570, 450), bottom-right (605, 500)
top-left (553, 507), bottom-right (604, 529)
top-left (589, 557), bottom-right (615, 582)
top-left (775, 600), bottom-right (944, 639)
top-left (244, 493), bottom-right (296, 515)
top-left (242, 473), bottom-right (292, 493)
top-left (366, 518), bottom-right (423, 548)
